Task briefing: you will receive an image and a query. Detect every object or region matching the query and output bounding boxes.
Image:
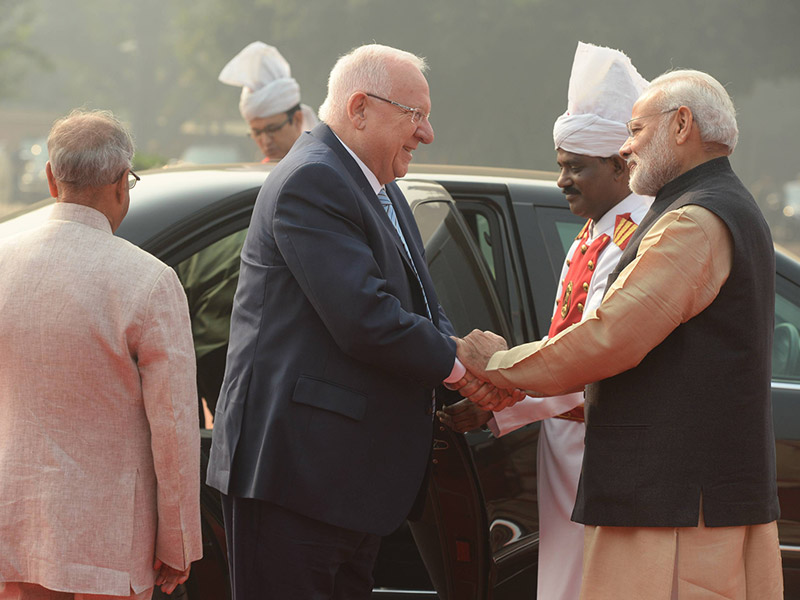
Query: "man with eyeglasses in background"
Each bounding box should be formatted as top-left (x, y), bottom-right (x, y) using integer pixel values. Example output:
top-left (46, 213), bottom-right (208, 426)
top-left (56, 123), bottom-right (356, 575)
top-left (456, 69), bottom-right (783, 599)
top-left (219, 41), bottom-right (319, 162)
top-left (207, 43), bottom-right (520, 599)
top-left (0, 109), bottom-right (202, 599)
top-left (175, 43), bottom-right (319, 426)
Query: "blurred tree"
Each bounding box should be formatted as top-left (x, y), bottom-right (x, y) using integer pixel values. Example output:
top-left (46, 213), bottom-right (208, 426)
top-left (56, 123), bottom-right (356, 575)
top-left (0, 0), bottom-right (50, 100)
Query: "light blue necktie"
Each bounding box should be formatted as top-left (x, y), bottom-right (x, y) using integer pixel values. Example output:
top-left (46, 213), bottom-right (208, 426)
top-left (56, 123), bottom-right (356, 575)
top-left (378, 188), bottom-right (432, 319)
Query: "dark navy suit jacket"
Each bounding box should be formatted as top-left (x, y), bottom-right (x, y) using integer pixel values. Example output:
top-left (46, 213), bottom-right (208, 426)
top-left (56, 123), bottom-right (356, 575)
top-left (206, 123), bottom-right (457, 536)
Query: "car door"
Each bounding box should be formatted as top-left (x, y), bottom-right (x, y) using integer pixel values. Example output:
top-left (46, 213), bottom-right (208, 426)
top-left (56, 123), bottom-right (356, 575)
top-left (772, 252), bottom-right (800, 593)
top-left (401, 177), bottom-right (589, 600)
top-left (455, 181), bottom-right (583, 600)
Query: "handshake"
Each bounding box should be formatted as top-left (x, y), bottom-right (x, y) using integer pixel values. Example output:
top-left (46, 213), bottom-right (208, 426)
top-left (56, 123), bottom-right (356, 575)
top-left (446, 329), bottom-right (526, 412)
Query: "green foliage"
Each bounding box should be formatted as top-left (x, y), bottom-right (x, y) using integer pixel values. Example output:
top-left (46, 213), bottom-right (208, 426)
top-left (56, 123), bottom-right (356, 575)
top-left (4, 0), bottom-right (800, 247)
top-left (0, 0), bottom-right (50, 100)
top-left (133, 152), bottom-right (169, 171)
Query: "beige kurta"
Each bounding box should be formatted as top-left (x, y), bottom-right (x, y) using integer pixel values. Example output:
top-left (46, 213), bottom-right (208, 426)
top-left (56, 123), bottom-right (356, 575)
top-left (0, 203), bottom-right (202, 595)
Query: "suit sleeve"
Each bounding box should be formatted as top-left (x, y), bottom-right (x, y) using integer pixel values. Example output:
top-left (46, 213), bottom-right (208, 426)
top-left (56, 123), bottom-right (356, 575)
top-left (273, 163), bottom-right (456, 387)
top-left (138, 266), bottom-right (202, 569)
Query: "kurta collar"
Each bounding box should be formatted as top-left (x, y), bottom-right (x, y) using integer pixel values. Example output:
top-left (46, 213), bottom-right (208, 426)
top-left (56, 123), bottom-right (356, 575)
top-left (49, 202), bottom-right (113, 234)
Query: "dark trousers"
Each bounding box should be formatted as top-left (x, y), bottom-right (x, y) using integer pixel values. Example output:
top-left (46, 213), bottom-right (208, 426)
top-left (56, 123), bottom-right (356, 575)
top-left (221, 494), bottom-right (382, 600)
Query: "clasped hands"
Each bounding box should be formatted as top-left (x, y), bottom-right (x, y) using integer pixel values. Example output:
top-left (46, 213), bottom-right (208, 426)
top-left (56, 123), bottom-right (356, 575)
top-left (446, 329), bottom-right (525, 412)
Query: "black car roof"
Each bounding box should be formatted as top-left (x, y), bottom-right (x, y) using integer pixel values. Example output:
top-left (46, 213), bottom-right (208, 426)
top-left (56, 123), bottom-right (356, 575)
top-left (1, 162), bottom-right (797, 277)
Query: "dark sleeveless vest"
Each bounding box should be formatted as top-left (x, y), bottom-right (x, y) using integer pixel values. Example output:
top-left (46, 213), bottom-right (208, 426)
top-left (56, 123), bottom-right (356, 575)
top-left (573, 157), bottom-right (779, 527)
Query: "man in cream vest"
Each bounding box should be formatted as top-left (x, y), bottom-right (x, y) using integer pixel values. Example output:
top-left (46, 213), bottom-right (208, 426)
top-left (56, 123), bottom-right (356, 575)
top-left (0, 110), bottom-right (202, 599)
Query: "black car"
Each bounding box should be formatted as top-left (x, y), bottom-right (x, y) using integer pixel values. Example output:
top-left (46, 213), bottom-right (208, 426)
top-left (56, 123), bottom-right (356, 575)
top-left (2, 162), bottom-right (799, 598)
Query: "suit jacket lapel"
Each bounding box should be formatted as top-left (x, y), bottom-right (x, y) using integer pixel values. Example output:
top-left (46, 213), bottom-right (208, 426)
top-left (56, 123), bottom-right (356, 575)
top-left (310, 124), bottom-right (375, 200)
top-left (311, 125), bottom-right (416, 269)
top-left (311, 124), bottom-right (437, 324)
top-left (386, 182), bottom-right (441, 327)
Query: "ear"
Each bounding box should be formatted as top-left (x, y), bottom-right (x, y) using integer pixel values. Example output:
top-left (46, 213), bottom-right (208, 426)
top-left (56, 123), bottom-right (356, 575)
top-left (115, 168), bottom-right (129, 202)
top-left (45, 162), bottom-right (59, 198)
top-left (346, 92), bottom-right (369, 130)
top-left (674, 106), bottom-right (694, 145)
top-left (609, 154), bottom-right (628, 179)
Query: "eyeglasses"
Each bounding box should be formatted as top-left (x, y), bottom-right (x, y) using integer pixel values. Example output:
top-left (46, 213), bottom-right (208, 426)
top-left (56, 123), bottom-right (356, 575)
top-left (366, 93), bottom-right (430, 125)
top-left (250, 115), bottom-right (292, 138)
top-left (115, 168), bottom-right (139, 189)
top-left (626, 108), bottom-right (679, 138)
top-left (128, 170), bottom-right (140, 189)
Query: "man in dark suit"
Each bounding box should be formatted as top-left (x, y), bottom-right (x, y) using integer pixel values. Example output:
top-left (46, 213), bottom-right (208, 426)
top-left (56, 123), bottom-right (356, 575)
top-left (206, 43), bottom-right (473, 599)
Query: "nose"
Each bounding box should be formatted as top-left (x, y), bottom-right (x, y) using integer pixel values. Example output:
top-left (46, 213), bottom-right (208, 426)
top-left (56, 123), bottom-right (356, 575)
top-left (416, 118), bottom-right (434, 144)
top-left (556, 168), bottom-right (570, 189)
top-left (619, 138), bottom-right (632, 159)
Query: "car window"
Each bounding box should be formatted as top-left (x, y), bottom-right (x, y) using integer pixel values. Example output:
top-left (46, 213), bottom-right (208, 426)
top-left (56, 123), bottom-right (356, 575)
top-left (774, 280), bottom-right (800, 382)
top-left (475, 214), bottom-right (495, 277)
top-left (413, 200), bottom-right (509, 338)
top-left (175, 229), bottom-right (248, 428)
top-left (555, 220), bottom-right (583, 253)
top-left (456, 201), bottom-right (512, 322)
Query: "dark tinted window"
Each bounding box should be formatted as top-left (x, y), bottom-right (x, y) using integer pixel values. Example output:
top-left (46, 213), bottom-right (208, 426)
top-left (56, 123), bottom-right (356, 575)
top-left (414, 200), bottom-right (508, 338)
top-left (175, 229), bottom-right (247, 428)
top-left (774, 278), bottom-right (800, 382)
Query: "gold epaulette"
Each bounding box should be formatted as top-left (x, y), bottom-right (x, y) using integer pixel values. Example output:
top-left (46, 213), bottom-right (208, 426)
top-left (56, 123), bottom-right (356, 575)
top-left (575, 220), bottom-right (591, 240)
top-left (613, 213), bottom-right (637, 250)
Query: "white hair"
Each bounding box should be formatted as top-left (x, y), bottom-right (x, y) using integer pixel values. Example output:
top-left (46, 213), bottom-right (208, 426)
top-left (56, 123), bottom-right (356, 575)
top-left (644, 69), bottom-right (738, 151)
top-left (318, 44), bottom-right (428, 125)
top-left (47, 109), bottom-right (134, 189)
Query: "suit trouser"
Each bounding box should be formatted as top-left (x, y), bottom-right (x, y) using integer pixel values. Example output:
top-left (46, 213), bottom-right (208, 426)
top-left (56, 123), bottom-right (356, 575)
top-left (221, 494), bottom-right (382, 600)
top-left (0, 583), bottom-right (152, 600)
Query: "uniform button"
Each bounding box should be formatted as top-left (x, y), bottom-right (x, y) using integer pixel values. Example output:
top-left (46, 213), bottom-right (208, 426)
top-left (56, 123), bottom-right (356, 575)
top-left (583, 282), bottom-right (589, 292)
top-left (426, 406), bottom-right (433, 416)
top-left (577, 303), bottom-right (584, 312)
top-left (439, 426), bottom-right (445, 432)
top-left (588, 260), bottom-right (594, 270)
top-left (581, 244), bottom-right (588, 254)
top-left (432, 458), bottom-right (439, 465)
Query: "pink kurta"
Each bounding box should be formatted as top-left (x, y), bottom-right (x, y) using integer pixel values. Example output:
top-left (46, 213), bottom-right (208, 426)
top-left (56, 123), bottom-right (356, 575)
top-left (0, 203), bottom-right (202, 596)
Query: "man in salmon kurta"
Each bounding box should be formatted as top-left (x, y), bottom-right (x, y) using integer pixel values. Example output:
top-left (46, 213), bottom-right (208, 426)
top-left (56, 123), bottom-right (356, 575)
top-left (0, 110), bottom-right (202, 599)
top-left (455, 70), bottom-right (783, 599)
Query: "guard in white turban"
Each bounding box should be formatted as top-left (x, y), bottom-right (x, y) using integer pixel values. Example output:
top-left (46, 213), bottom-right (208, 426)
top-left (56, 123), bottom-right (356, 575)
top-left (439, 42), bottom-right (652, 600)
top-left (553, 41), bottom-right (647, 157)
top-left (219, 42), bottom-right (319, 161)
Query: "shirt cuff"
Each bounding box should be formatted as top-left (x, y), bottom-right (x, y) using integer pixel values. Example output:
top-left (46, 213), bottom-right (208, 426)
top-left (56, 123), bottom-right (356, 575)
top-left (444, 357), bottom-right (466, 384)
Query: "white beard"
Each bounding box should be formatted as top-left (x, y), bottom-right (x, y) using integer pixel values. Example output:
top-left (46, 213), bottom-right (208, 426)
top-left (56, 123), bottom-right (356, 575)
top-left (628, 121), bottom-right (683, 196)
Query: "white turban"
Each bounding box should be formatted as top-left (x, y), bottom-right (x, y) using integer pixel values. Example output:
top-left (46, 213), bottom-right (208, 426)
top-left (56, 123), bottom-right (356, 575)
top-left (553, 42), bottom-right (648, 157)
top-left (219, 41), bottom-right (318, 128)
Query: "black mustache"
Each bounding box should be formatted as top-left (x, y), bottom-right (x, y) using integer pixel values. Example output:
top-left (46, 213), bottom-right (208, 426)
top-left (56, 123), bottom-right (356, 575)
top-left (562, 187), bottom-right (580, 196)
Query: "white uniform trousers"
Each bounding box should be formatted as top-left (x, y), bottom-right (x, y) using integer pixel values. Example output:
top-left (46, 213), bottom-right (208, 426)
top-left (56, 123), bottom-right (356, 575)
top-left (537, 417), bottom-right (585, 600)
